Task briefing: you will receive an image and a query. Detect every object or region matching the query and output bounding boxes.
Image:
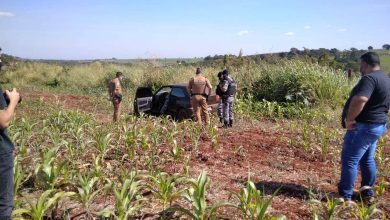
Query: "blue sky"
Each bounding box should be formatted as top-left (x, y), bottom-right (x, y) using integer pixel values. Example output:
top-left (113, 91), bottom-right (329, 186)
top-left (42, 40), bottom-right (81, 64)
top-left (1, 0), bottom-right (389, 59)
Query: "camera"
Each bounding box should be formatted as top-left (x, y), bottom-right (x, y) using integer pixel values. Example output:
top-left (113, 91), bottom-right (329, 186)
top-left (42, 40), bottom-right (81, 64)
top-left (3, 89), bottom-right (22, 106)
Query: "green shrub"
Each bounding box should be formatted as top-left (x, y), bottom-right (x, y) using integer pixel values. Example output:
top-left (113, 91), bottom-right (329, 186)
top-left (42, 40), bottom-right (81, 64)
top-left (251, 61), bottom-right (353, 106)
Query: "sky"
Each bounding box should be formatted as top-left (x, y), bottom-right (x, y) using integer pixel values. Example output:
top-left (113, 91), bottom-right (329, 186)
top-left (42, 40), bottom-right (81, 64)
top-left (0, 0), bottom-right (389, 60)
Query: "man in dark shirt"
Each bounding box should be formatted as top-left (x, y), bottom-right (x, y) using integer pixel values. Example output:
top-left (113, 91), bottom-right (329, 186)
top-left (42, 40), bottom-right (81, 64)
top-left (338, 52), bottom-right (390, 203)
top-left (0, 86), bottom-right (20, 219)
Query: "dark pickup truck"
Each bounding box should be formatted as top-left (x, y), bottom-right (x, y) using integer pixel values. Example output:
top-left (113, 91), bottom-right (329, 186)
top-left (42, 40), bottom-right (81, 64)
top-left (134, 83), bottom-right (219, 120)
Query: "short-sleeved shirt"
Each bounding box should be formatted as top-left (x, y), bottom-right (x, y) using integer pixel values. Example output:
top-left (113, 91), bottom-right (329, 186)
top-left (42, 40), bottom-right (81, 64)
top-left (188, 75), bottom-right (211, 95)
top-left (342, 70), bottom-right (390, 126)
top-left (0, 88), bottom-right (14, 154)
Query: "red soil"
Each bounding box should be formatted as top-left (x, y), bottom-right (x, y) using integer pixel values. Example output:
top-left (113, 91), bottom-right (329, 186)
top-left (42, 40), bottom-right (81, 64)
top-left (18, 91), bottom-right (390, 219)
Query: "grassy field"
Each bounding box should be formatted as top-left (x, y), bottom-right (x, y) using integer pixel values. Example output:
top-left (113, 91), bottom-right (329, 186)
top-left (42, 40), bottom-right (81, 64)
top-left (2, 59), bottom-right (390, 219)
top-left (377, 49), bottom-right (390, 74)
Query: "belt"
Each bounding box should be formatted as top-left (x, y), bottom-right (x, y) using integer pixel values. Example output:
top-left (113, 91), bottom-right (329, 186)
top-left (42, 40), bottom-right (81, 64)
top-left (191, 93), bottom-right (206, 96)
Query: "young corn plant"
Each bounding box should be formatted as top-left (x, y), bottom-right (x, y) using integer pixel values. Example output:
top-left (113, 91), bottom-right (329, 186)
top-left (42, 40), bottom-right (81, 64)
top-left (319, 129), bottom-right (332, 160)
top-left (264, 100), bottom-right (277, 118)
top-left (375, 178), bottom-right (386, 198)
top-left (14, 156), bottom-right (24, 199)
top-left (183, 156), bottom-right (191, 177)
top-left (71, 126), bottom-right (86, 149)
top-left (138, 128), bottom-right (150, 150)
top-left (188, 124), bottom-right (202, 151)
top-left (63, 141), bottom-right (75, 160)
top-left (231, 179), bottom-right (281, 220)
top-left (166, 123), bottom-right (181, 162)
top-left (91, 154), bottom-right (104, 180)
top-left (301, 122), bottom-right (311, 152)
top-left (13, 156), bottom-right (30, 196)
top-left (354, 203), bottom-right (384, 220)
top-left (92, 127), bottom-right (112, 156)
top-left (146, 172), bottom-right (185, 211)
top-left (101, 176), bottom-right (143, 220)
top-left (169, 170), bottom-right (234, 220)
top-left (322, 195), bottom-right (342, 220)
top-left (375, 137), bottom-right (385, 170)
top-left (12, 190), bottom-right (75, 220)
top-left (124, 125), bottom-right (138, 160)
top-left (207, 124), bottom-right (218, 148)
top-left (34, 147), bottom-right (69, 190)
top-left (74, 173), bottom-right (101, 217)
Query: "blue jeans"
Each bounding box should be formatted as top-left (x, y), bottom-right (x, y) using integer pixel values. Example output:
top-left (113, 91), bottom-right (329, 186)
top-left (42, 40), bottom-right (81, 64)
top-left (338, 123), bottom-right (386, 200)
top-left (0, 151), bottom-right (13, 218)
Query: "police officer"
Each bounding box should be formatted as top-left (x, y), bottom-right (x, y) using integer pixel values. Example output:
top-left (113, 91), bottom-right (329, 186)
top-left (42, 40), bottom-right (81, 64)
top-left (0, 62), bottom-right (20, 219)
top-left (108, 72), bottom-right (124, 122)
top-left (215, 71), bottom-right (224, 123)
top-left (188, 67), bottom-right (212, 125)
top-left (220, 69), bottom-right (236, 128)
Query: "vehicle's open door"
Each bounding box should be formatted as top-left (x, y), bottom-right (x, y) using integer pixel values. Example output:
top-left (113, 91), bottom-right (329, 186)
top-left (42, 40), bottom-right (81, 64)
top-left (134, 87), bottom-right (153, 115)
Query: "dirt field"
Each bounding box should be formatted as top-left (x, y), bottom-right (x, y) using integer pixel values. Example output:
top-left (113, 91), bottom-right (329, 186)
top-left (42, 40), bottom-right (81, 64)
top-left (17, 91), bottom-right (390, 219)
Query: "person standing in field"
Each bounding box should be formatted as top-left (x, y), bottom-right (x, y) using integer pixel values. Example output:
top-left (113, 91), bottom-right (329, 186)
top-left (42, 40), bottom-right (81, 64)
top-left (0, 62), bottom-right (21, 219)
top-left (108, 71), bottom-right (124, 122)
top-left (220, 69), bottom-right (236, 128)
top-left (188, 67), bottom-right (212, 125)
top-left (215, 71), bottom-right (225, 123)
top-left (339, 52), bottom-right (390, 204)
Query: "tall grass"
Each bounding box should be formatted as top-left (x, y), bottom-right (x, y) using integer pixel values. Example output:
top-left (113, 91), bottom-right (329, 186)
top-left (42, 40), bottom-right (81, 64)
top-left (2, 59), bottom-right (355, 109)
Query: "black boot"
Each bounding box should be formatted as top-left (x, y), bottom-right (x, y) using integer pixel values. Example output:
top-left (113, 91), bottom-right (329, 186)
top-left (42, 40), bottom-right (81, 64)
top-left (229, 119), bottom-right (233, 127)
top-left (223, 120), bottom-right (229, 128)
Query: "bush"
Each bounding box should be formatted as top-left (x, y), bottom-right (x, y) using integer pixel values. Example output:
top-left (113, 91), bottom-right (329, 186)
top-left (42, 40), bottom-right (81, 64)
top-left (251, 61), bottom-right (352, 107)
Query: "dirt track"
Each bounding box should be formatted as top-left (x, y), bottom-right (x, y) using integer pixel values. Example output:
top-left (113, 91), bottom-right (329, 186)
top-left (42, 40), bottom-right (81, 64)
top-left (18, 91), bottom-right (390, 219)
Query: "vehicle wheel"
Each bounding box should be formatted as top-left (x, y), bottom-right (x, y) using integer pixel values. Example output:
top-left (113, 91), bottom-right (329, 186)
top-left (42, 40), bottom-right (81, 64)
top-left (176, 109), bottom-right (188, 121)
top-left (133, 102), bottom-right (139, 116)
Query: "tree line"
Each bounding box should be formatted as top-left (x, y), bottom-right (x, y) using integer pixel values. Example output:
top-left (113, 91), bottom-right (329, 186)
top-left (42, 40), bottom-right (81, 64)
top-left (203, 45), bottom-right (390, 73)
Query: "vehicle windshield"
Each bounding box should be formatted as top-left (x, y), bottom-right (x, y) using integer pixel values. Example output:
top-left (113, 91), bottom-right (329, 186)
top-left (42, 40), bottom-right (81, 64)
top-left (155, 87), bottom-right (171, 96)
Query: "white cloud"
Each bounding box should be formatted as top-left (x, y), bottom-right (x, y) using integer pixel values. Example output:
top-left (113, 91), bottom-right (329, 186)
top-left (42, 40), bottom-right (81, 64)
top-left (284, 32), bottom-right (295, 36)
top-left (304, 25), bottom-right (311, 30)
top-left (237, 30), bottom-right (249, 36)
top-left (337, 28), bottom-right (347, 32)
top-left (0, 11), bottom-right (15, 17)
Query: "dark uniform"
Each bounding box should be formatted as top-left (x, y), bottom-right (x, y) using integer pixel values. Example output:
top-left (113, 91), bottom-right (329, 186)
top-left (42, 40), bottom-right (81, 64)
top-left (216, 72), bottom-right (224, 123)
top-left (220, 70), bottom-right (236, 127)
top-left (0, 89), bottom-right (14, 219)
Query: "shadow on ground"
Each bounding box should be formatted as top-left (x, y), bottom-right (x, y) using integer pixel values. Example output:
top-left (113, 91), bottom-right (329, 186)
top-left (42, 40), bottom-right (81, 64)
top-left (255, 181), bottom-right (317, 200)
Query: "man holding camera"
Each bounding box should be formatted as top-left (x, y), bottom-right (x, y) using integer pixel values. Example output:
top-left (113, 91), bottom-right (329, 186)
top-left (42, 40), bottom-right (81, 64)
top-left (339, 52), bottom-right (390, 204)
top-left (108, 72), bottom-right (124, 122)
top-left (0, 87), bottom-right (20, 218)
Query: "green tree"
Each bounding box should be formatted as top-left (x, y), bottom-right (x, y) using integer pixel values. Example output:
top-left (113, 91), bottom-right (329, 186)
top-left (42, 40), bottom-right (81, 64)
top-left (382, 44), bottom-right (390, 50)
top-left (238, 49), bottom-right (243, 58)
top-left (368, 46), bottom-right (373, 50)
top-left (318, 54), bottom-right (330, 66)
top-left (223, 54), bottom-right (228, 67)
